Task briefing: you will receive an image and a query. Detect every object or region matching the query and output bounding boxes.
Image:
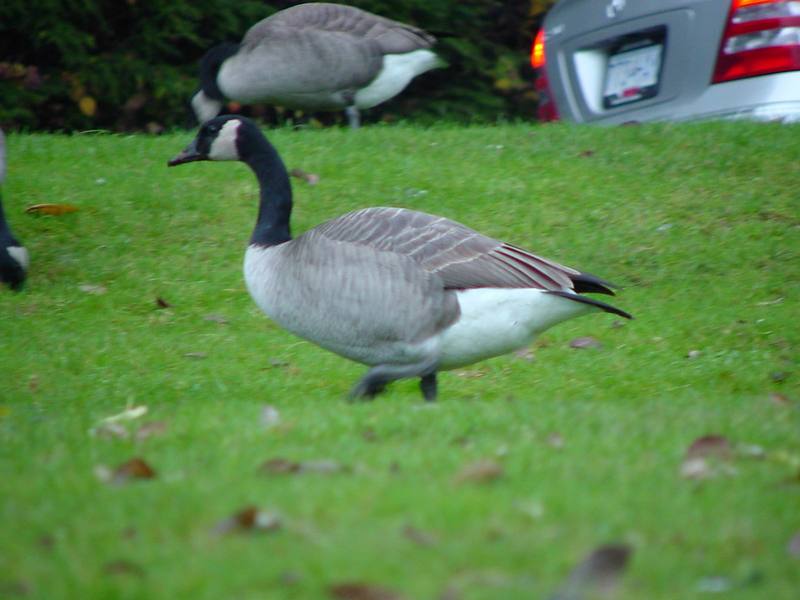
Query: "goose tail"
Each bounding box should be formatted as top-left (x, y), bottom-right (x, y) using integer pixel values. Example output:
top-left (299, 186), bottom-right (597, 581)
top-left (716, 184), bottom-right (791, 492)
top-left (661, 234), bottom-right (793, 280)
top-left (546, 290), bottom-right (633, 320)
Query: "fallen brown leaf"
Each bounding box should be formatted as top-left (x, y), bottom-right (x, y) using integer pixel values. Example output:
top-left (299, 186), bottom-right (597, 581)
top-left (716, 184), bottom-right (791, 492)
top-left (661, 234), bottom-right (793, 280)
top-left (155, 297), bottom-right (171, 309)
top-left (788, 530), bottom-right (800, 558)
top-left (260, 405), bottom-right (281, 429)
top-left (100, 405), bottom-right (148, 424)
top-left (770, 392), bottom-right (791, 406)
top-left (214, 505), bottom-right (281, 535)
top-left (260, 458), bottom-right (300, 474)
top-left (569, 337), bottom-right (602, 350)
top-left (79, 284), bottom-right (107, 295)
top-left (204, 313), bottom-right (228, 324)
top-left (259, 457), bottom-right (345, 475)
top-left (26, 203), bottom-right (79, 215)
top-left (579, 150), bottom-right (595, 158)
top-left (135, 420), bottom-right (168, 442)
top-left (686, 435), bottom-right (732, 460)
top-left (89, 422), bottom-right (130, 440)
top-left (681, 435), bottom-right (735, 480)
top-left (114, 457), bottom-right (156, 482)
top-left (103, 559), bottom-right (144, 577)
top-left (513, 347), bottom-right (535, 361)
top-left (549, 543), bottom-right (632, 600)
top-left (402, 524), bottom-right (438, 546)
top-left (290, 168), bottom-right (320, 185)
top-left (454, 459), bottom-right (504, 485)
top-left (328, 582), bottom-right (403, 600)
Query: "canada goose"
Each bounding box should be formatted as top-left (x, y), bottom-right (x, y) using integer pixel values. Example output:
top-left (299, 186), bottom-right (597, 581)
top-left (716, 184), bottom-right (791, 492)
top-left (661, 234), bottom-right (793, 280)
top-left (168, 116), bottom-right (632, 401)
top-left (191, 2), bottom-right (444, 128)
top-left (0, 129), bottom-right (28, 291)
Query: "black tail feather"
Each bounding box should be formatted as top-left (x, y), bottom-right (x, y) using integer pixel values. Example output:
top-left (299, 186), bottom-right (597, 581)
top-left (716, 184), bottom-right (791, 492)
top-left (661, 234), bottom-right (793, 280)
top-left (570, 272), bottom-right (618, 296)
top-left (547, 290), bottom-right (632, 320)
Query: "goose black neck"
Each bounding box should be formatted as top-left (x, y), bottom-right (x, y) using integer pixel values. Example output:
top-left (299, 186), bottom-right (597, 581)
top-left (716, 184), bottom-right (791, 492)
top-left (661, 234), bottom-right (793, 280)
top-left (200, 43), bottom-right (240, 100)
top-left (245, 138), bottom-right (292, 247)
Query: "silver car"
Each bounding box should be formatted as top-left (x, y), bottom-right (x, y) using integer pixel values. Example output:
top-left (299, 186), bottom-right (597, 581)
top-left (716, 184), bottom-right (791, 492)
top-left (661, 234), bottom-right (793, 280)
top-left (532, 0), bottom-right (800, 124)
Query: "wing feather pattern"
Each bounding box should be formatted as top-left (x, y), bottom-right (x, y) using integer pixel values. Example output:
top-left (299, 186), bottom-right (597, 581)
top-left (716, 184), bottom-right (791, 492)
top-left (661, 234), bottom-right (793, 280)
top-left (312, 207), bottom-right (617, 294)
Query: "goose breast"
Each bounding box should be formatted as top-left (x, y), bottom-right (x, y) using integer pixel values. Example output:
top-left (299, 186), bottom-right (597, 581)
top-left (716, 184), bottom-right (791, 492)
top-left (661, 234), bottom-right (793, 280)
top-left (244, 232), bottom-right (459, 367)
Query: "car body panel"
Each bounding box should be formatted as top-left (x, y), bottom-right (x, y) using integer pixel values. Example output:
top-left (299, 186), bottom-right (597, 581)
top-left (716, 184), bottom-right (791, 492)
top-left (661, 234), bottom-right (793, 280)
top-left (540, 0), bottom-right (800, 123)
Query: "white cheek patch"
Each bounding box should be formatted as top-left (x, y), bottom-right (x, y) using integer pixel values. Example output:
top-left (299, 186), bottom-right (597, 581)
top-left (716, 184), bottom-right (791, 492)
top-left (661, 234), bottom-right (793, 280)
top-left (208, 119), bottom-right (241, 161)
top-left (7, 246), bottom-right (29, 270)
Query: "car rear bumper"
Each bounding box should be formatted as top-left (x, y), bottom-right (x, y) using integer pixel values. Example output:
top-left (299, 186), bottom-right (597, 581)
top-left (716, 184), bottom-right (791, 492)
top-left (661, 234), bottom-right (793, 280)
top-left (589, 71), bottom-right (800, 124)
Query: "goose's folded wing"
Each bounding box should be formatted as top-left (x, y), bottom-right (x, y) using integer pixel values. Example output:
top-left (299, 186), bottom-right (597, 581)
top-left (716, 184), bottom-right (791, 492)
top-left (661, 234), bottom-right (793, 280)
top-left (312, 207), bottom-right (610, 293)
top-left (243, 3), bottom-right (436, 54)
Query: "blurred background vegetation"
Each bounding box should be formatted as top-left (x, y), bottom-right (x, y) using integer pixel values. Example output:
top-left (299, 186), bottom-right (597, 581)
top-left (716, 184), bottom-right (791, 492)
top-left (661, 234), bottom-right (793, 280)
top-left (0, 0), bottom-right (556, 132)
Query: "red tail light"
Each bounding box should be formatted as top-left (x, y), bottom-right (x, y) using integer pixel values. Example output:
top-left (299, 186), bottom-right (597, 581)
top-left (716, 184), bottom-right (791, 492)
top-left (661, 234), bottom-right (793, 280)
top-left (531, 29), bottom-right (560, 121)
top-left (713, 0), bottom-right (800, 83)
top-left (531, 29), bottom-right (546, 69)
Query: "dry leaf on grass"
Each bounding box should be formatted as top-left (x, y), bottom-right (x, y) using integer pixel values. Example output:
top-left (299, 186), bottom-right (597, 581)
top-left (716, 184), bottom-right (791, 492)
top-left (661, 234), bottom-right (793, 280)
top-left (513, 347), bottom-right (535, 361)
top-left (328, 582), bottom-right (403, 600)
top-left (260, 405), bottom-right (281, 429)
top-left (579, 150), bottom-right (595, 158)
top-left (90, 422), bottom-right (130, 440)
top-left (96, 457), bottom-right (157, 485)
top-left (204, 313), bottom-right (229, 324)
top-left (402, 524), bottom-right (438, 546)
top-left (680, 435), bottom-right (736, 480)
top-left (155, 297), bottom-right (171, 309)
top-left (135, 421), bottom-right (168, 442)
top-left (569, 337), bottom-right (602, 350)
top-left (79, 284), bottom-right (107, 295)
top-left (549, 543), bottom-right (632, 600)
top-left (290, 168), bottom-right (320, 185)
top-left (259, 457), bottom-right (345, 475)
top-left (26, 203), bottom-right (79, 215)
top-left (454, 459), bottom-right (504, 484)
top-left (103, 559), bottom-right (145, 577)
top-left (788, 531), bottom-right (800, 558)
top-left (214, 506), bottom-right (281, 535)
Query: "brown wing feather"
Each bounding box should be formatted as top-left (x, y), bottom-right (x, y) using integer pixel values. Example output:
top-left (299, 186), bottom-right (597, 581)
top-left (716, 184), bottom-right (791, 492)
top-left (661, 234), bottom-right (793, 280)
top-left (243, 3), bottom-right (436, 54)
top-left (313, 207), bottom-right (596, 292)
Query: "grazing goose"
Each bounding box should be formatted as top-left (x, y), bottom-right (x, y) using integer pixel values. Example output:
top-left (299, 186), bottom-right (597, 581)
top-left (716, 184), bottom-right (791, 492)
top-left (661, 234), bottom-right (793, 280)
top-left (0, 129), bottom-right (28, 291)
top-left (168, 116), bottom-right (632, 401)
top-left (191, 2), bottom-right (444, 128)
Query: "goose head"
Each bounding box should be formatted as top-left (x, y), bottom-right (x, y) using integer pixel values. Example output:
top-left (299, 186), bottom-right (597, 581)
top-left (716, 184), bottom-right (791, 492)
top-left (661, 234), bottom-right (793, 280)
top-left (191, 43), bottom-right (240, 123)
top-left (168, 116), bottom-right (257, 167)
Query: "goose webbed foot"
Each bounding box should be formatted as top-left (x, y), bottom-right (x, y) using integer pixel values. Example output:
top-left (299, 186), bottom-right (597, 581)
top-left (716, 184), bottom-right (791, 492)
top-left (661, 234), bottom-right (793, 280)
top-left (345, 106), bottom-right (361, 129)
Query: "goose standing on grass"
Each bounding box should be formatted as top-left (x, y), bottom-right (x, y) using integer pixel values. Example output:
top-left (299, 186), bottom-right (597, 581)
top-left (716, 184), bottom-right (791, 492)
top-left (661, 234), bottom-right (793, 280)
top-left (168, 116), bottom-right (632, 401)
top-left (0, 130), bottom-right (28, 291)
top-left (191, 2), bottom-right (444, 128)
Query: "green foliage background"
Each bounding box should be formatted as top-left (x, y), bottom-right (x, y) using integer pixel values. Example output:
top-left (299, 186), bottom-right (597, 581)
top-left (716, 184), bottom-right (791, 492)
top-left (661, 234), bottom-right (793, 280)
top-left (0, 0), bottom-right (556, 131)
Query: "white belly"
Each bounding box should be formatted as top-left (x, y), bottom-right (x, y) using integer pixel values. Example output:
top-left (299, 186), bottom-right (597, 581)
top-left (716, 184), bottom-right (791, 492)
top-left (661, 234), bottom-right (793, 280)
top-left (438, 288), bottom-right (592, 369)
top-left (355, 50), bottom-right (444, 109)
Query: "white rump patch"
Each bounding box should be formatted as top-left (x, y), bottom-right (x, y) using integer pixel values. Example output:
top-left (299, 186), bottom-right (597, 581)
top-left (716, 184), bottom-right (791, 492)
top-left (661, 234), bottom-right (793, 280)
top-left (355, 50), bottom-right (444, 109)
top-left (438, 288), bottom-right (593, 369)
top-left (191, 91), bottom-right (223, 124)
top-left (7, 246), bottom-right (29, 270)
top-left (208, 119), bottom-right (241, 161)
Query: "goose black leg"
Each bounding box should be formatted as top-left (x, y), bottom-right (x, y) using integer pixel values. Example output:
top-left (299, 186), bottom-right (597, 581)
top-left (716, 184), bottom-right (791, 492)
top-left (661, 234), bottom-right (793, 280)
top-left (348, 357), bottom-right (439, 402)
top-left (420, 373), bottom-right (437, 402)
top-left (345, 106), bottom-right (361, 129)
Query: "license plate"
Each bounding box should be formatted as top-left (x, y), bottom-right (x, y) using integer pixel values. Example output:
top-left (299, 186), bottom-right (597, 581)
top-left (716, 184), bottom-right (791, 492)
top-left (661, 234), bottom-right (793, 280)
top-left (603, 43), bottom-right (663, 108)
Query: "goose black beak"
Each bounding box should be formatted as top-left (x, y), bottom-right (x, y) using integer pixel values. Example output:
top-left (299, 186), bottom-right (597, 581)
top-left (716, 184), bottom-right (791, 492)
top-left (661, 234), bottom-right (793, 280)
top-left (167, 140), bottom-right (205, 167)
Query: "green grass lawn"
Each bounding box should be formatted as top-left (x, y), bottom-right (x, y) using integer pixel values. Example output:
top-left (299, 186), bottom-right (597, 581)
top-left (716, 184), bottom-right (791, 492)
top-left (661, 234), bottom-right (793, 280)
top-left (1, 121), bottom-right (798, 599)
